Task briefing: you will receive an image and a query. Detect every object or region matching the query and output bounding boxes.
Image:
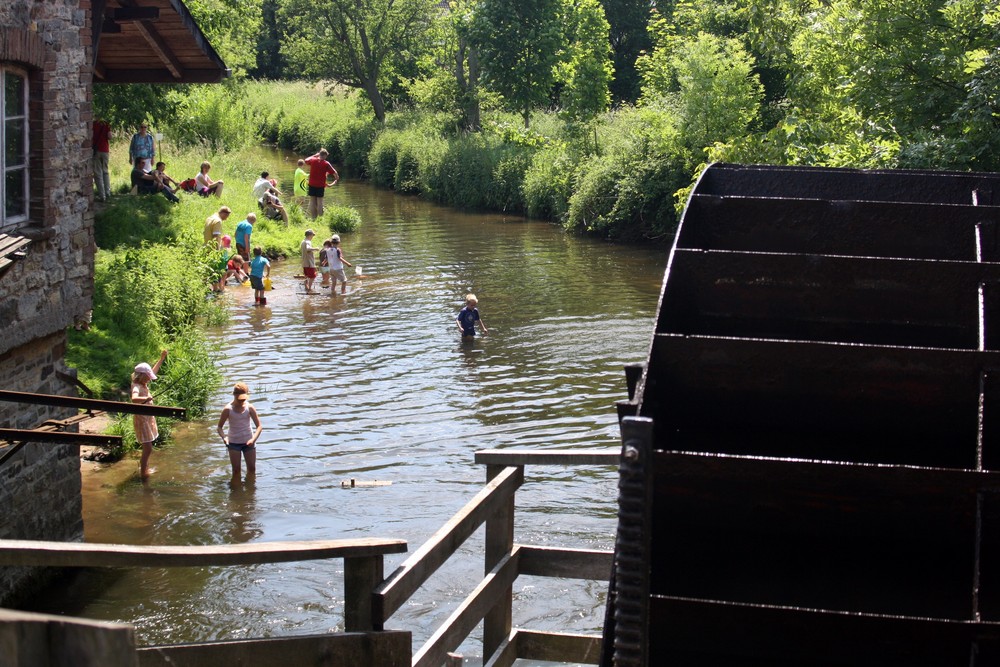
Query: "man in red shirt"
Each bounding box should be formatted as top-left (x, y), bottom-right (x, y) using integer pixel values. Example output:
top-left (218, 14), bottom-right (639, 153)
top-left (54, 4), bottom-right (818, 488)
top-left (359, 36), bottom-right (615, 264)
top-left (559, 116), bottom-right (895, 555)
top-left (304, 148), bottom-right (340, 218)
top-left (92, 117), bottom-right (112, 201)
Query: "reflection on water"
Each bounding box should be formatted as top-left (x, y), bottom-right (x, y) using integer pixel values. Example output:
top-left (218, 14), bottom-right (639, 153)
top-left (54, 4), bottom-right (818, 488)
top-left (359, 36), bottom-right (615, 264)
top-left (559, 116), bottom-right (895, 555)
top-left (29, 170), bottom-right (666, 660)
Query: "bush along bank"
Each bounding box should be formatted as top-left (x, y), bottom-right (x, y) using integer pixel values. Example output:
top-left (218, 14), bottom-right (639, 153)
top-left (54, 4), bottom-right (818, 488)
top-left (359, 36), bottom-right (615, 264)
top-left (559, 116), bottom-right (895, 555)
top-left (240, 82), bottom-right (684, 243)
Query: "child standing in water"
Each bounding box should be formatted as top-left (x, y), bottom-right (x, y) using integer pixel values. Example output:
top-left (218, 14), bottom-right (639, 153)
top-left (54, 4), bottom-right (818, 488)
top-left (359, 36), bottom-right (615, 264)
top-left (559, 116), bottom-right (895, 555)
top-left (248, 246), bottom-right (270, 306)
top-left (300, 229), bottom-right (317, 293)
top-left (328, 234), bottom-right (353, 295)
top-left (217, 382), bottom-right (263, 485)
top-left (456, 293), bottom-right (488, 338)
top-left (319, 238), bottom-right (332, 288)
top-left (131, 349), bottom-right (168, 479)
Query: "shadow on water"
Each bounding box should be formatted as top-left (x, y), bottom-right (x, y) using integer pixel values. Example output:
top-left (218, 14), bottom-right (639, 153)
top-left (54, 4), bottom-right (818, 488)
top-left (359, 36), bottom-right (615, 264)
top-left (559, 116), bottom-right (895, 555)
top-left (27, 161), bottom-right (667, 661)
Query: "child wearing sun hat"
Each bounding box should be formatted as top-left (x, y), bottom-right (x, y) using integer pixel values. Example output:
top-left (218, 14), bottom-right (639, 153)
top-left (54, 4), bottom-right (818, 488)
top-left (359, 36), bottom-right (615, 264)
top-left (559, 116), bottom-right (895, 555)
top-left (217, 382), bottom-right (263, 485)
top-left (131, 349), bottom-right (168, 479)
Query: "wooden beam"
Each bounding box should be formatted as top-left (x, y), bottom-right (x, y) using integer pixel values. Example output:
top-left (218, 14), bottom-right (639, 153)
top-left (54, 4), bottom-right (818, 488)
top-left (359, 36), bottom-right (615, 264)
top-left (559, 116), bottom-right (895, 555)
top-left (484, 464), bottom-right (516, 659)
top-left (474, 449), bottom-right (619, 467)
top-left (0, 429), bottom-right (121, 448)
top-left (96, 68), bottom-right (229, 84)
top-left (481, 632), bottom-right (518, 667)
top-left (412, 549), bottom-right (521, 667)
top-left (373, 465), bottom-right (523, 624)
top-left (648, 595), bottom-right (1000, 665)
top-left (0, 538), bottom-right (407, 568)
top-left (133, 19), bottom-right (183, 79)
top-left (516, 545), bottom-right (613, 581)
top-left (343, 555), bottom-right (383, 632)
top-left (111, 7), bottom-right (160, 21)
top-left (0, 390), bottom-right (185, 419)
top-left (0, 609), bottom-right (138, 667)
top-left (516, 630), bottom-right (603, 665)
top-left (136, 631), bottom-right (411, 667)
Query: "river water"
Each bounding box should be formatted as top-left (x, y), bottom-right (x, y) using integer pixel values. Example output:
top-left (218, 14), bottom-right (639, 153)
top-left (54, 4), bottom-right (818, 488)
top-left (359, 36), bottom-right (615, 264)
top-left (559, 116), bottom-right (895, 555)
top-left (34, 172), bottom-right (665, 661)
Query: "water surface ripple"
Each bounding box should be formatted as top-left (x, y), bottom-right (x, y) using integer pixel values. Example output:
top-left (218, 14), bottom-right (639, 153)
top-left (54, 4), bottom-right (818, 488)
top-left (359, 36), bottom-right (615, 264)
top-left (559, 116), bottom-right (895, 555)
top-left (36, 175), bottom-right (665, 661)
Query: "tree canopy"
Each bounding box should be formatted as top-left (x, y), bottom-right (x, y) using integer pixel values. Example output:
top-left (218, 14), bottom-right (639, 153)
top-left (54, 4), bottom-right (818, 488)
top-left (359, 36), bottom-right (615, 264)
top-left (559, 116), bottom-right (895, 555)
top-left (278, 0), bottom-right (436, 123)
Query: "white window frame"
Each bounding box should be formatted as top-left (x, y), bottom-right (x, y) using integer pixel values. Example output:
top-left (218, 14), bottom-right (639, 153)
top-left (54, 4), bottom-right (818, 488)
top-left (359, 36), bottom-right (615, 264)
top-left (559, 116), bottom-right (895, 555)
top-left (1, 66), bottom-right (29, 230)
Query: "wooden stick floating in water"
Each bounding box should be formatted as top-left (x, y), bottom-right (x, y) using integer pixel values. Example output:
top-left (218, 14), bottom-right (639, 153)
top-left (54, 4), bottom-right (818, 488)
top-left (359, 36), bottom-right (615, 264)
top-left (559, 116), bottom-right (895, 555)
top-left (341, 479), bottom-right (392, 488)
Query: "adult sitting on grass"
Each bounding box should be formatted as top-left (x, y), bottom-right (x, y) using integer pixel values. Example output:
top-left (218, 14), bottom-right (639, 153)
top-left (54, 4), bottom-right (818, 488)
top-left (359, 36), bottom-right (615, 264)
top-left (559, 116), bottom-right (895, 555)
top-left (131, 157), bottom-right (179, 203)
top-left (253, 171), bottom-right (289, 223)
top-left (195, 161), bottom-right (224, 197)
top-left (153, 161), bottom-right (181, 196)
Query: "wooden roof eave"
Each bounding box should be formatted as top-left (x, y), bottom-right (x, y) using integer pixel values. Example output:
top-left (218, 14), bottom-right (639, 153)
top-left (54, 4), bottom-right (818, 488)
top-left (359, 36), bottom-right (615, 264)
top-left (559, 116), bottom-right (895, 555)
top-left (163, 0), bottom-right (228, 77)
top-left (92, 0), bottom-right (230, 85)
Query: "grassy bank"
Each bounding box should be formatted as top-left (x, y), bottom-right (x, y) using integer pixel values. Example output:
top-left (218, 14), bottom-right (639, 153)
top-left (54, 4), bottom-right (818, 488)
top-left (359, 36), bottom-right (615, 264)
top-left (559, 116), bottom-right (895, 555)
top-left (157, 81), bottom-right (687, 243)
top-left (69, 143), bottom-right (361, 456)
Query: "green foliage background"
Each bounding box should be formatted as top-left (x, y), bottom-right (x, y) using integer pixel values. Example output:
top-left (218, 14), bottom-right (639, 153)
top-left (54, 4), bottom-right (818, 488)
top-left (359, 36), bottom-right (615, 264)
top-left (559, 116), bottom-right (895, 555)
top-left (80, 0), bottom-right (1000, 451)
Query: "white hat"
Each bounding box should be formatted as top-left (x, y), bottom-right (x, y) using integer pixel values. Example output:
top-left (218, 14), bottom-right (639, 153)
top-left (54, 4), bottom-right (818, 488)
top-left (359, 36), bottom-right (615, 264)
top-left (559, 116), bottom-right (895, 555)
top-left (134, 362), bottom-right (156, 380)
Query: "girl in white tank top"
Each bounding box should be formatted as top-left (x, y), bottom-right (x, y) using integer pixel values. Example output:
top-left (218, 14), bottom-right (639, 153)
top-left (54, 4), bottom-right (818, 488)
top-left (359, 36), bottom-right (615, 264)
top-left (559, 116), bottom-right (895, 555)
top-left (217, 382), bottom-right (263, 484)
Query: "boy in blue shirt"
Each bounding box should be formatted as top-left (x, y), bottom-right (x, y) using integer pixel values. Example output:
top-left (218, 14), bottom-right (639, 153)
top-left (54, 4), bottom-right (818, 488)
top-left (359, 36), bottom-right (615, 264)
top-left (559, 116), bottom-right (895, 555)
top-left (249, 246), bottom-right (271, 307)
top-left (456, 293), bottom-right (488, 338)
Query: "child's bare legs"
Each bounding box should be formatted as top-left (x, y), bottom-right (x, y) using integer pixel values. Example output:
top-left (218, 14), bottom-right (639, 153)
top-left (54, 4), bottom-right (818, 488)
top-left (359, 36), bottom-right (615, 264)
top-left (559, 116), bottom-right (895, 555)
top-left (244, 446), bottom-right (257, 477)
top-left (228, 447), bottom-right (243, 481)
top-left (309, 196), bottom-right (320, 219)
top-left (140, 441), bottom-right (154, 479)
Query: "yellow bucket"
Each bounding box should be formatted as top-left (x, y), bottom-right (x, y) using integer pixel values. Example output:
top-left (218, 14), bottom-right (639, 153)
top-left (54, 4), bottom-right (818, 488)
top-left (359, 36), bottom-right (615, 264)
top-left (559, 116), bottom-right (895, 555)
top-left (263, 277), bottom-right (272, 291)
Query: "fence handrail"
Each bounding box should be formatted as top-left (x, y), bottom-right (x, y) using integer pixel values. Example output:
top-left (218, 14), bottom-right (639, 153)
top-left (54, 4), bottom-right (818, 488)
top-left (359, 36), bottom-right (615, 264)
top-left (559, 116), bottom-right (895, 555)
top-left (0, 538), bottom-right (406, 568)
top-left (373, 465), bottom-right (524, 625)
top-left (413, 547), bottom-right (522, 667)
top-left (474, 448), bottom-right (619, 467)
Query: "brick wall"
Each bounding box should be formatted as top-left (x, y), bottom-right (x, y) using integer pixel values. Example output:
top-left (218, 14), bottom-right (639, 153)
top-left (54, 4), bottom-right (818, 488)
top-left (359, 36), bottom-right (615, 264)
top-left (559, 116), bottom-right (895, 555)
top-left (0, 0), bottom-right (94, 605)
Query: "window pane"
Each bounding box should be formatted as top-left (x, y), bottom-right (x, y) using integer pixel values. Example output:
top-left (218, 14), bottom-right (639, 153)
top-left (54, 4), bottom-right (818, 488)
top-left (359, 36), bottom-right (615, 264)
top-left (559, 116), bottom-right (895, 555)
top-left (4, 73), bottom-right (24, 118)
top-left (5, 169), bottom-right (26, 219)
top-left (5, 118), bottom-right (25, 166)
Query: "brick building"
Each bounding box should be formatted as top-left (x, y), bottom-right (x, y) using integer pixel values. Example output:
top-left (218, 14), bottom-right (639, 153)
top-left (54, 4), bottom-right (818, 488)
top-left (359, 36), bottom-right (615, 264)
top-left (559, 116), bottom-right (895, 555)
top-left (0, 0), bottom-right (225, 605)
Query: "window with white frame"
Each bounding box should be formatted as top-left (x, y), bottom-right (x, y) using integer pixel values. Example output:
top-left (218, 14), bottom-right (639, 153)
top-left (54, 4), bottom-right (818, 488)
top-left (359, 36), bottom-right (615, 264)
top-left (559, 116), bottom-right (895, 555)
top-left (1, 67), bottom-right (29, 229)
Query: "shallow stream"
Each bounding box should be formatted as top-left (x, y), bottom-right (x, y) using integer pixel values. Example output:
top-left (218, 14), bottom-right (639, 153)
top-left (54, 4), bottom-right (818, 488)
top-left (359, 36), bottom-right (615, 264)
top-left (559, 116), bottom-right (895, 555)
top-left (34, 171), bottom-right (666, 662)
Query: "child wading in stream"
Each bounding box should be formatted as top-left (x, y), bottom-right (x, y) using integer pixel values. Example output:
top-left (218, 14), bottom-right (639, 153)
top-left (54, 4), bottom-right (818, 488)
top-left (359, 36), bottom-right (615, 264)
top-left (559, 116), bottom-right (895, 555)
top-left (217, 382), bottom-right (263, 485)
top-left (131, 349), bottom-right (168, 479)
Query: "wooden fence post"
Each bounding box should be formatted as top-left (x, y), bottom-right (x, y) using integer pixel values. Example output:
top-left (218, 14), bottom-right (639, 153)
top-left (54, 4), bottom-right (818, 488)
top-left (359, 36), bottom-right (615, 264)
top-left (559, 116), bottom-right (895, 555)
top-left (483, 464), bottom-right (517, 661)
top-left (344, 554), bottom-right (384, 632)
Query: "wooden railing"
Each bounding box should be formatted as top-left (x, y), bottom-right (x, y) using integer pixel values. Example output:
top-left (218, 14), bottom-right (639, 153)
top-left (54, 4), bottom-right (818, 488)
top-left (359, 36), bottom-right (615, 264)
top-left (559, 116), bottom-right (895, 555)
top-left (373, 448), bottom-right (620, 667)
top-left (0, 538), bottom-right (409, 666)
top-left (0, 449), bottom-right (622, 666)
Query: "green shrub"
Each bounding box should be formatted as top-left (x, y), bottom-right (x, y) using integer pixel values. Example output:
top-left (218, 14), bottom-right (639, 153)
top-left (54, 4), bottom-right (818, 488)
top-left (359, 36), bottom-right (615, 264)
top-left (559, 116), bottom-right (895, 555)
top-left (524, 144), bottom-right (576, 221)
top-left (320, 205), bottom-right (362, 234)
top-left (368, 130), bottom-right (403, 187)
top-left (394, 139), bottom-right (424, 194)
top-left (488, 147), bottom-right (532, 214)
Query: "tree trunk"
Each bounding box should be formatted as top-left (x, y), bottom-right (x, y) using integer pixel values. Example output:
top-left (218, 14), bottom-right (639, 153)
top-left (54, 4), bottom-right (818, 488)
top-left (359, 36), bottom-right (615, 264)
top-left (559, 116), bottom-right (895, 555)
top-left (362, 79), bottom-right (386, 124)
top-left (465, 47), bottom-right (481, 132)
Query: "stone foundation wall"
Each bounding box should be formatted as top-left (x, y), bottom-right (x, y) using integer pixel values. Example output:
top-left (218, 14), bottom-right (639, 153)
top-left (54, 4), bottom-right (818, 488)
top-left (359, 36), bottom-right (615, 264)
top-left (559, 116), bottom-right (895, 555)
top-left (0, 0), bottom-right (94, 606)
top-left (0, 334), bottom-right (83, 606)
